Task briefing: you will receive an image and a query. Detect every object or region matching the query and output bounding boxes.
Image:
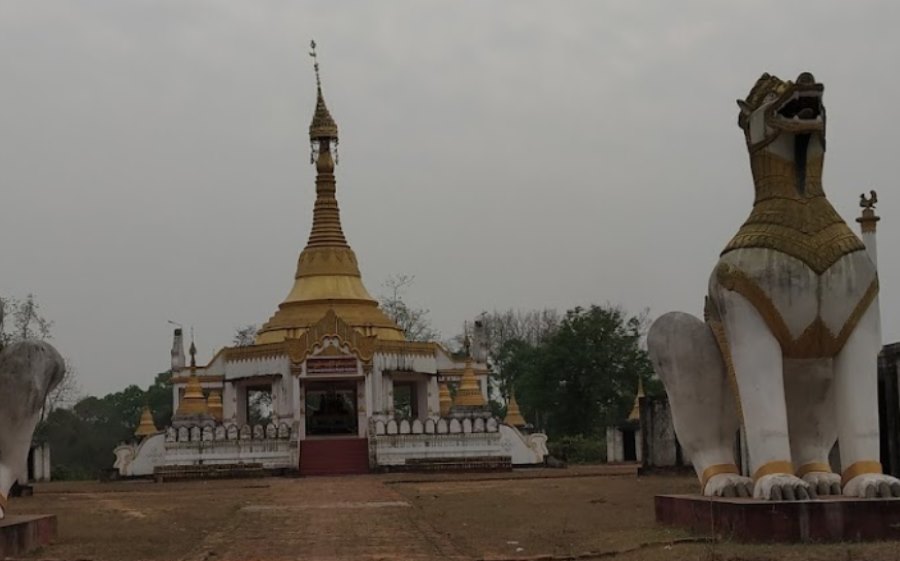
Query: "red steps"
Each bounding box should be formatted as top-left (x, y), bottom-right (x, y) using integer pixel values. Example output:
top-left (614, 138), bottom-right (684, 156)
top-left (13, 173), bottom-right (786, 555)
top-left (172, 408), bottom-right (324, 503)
top-left (299, 438), bottom-right (369, 476)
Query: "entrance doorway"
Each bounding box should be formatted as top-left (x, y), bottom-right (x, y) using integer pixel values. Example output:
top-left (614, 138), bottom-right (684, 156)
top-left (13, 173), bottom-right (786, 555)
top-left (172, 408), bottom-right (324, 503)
top-left (305, 381), bottom-right (358, 436)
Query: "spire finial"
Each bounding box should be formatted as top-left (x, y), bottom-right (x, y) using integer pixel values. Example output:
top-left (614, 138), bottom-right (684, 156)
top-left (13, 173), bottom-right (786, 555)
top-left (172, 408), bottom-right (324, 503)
top-left (307, 39), bottom-right (338, 164)
top-left (189, 327), bottom-right (197, 369)
top-left (462, 321), bottom-right (472, 358)
top-left (309, 40), bottom-right (322, 91)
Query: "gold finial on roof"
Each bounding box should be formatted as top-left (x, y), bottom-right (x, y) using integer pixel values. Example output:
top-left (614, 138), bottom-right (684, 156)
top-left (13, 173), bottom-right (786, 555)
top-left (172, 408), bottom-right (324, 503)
top-left (503, 390), bottom-right (526, 427)
top-left (857, 190), bottom-right (880, 233)
top-left (134, 405), bottom-right (159, 437)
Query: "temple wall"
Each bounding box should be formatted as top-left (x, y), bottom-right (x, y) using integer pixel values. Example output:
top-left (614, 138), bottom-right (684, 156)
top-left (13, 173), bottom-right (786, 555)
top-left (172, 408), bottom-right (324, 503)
top-left (224, 355), bottom-right (290, 380)
top-left (375, 352), bottom-right (437, 374)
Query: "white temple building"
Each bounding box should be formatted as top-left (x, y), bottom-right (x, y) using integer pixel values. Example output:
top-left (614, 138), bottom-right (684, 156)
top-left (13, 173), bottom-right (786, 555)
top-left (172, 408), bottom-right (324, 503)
top-left (114, 50), bottom-right (547, 478)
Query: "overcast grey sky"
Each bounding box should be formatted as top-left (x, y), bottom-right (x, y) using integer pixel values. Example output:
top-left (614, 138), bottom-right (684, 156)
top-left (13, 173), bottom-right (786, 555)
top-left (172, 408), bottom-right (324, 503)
top-left (2, 1), bottom-right (898, 397)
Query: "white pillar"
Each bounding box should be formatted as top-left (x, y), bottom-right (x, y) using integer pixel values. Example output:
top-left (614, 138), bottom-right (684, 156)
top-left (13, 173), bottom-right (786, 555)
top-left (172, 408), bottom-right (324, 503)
top-left (635, 429), bottom-right (643, 463)
top-left (42, 445), bottom-right (51, 481)
top-left (614, 428), bottom-right (624, 462)
top-left (357, 379), bottom-right (367, 438)
top-left (30, 447), bottom-right (40, 483)
top-left (606, 427), bottom-right (615, 463)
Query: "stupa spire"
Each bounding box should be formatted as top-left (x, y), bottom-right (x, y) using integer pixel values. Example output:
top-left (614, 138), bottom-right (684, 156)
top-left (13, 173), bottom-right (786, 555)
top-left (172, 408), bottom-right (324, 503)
top-left (255, 41), bottom-right (405, 344)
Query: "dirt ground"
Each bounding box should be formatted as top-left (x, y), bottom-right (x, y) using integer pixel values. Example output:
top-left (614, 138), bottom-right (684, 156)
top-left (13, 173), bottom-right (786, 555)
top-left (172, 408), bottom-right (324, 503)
top-left (7, 465), bottom-right (900, 561)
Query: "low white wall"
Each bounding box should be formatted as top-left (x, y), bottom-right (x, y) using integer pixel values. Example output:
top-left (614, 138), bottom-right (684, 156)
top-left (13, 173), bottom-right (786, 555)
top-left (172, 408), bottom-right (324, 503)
top-left (164, 440), bottom-right (295, 469)
top-left (372, 432), bottom-right (503, 466)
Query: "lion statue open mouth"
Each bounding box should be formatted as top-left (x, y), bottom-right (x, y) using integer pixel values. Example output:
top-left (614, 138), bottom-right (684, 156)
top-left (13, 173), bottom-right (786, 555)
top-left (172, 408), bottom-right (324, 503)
top-left (648, 72), bottom-right (900, 501)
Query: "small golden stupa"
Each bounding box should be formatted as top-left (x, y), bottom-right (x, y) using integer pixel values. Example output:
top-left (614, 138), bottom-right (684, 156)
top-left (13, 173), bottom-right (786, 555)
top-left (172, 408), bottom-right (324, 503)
top-left (503, 391), bottom-right (526, 427)
top-left (134, 405), bottom-right (159, 438)
top-left (175, 341), bottom-right (209, 417)
top-left (207, 390), bottom-right (224, 421)
top-left (627, 376), bottom-right (645, 422)
top-left (439, 382), bottom-right (453, 416)
top-left (452, 358), bottom-right (486, 408)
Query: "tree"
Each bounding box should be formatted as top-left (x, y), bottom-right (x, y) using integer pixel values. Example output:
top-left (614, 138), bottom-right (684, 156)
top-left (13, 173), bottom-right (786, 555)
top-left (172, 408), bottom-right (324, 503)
top-left (471, 308), bottom-right (561, 404)
top-left (145, 371), bottom-right (174, 429)
top-left (0, 294), bottom-right (52, 350)
top-left (503, 305), bottom-right (657, 438)
top-left (0, 294), bottom-right (80, 419)
top-left (378, 274), bottom-right (439, 342)
top-left (233, 324), bottom-right (258, 347)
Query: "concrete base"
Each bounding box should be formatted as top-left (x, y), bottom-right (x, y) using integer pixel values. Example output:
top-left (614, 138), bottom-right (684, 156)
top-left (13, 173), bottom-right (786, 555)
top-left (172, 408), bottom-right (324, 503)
top-left (0, 515), bottom-right (57, 556)
top-left (656, 494), bottom-right (900, 542)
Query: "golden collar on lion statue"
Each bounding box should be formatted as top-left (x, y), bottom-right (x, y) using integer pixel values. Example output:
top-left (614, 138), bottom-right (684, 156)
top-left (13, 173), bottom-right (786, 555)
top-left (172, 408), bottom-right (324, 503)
top-left (723, 72), bottom-right (864, 274)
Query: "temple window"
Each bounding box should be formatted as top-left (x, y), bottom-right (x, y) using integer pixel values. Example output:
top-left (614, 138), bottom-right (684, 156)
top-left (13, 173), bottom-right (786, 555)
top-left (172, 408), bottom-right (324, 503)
top-left (246, 385), bottom-right (273, 426)
top-left (393, 382), bottom-right (418, 419)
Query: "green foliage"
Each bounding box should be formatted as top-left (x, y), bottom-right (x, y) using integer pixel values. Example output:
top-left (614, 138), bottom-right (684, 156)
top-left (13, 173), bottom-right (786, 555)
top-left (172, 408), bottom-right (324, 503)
top-left (547, 435), bottom-right (606, 464)
top-left (37, 373), bottom-right (174, 480)
top-left (502, 305), bottom-right (655, 439)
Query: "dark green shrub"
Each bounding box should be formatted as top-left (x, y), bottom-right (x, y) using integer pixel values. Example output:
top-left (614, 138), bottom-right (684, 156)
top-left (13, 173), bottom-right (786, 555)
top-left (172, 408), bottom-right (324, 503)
top-left (547, 435), bottom-right (606, 464)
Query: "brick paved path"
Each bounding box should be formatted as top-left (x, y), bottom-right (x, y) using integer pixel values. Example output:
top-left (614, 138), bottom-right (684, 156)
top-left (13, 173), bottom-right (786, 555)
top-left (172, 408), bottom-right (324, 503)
top-left (178, 476), bottom-right (467, 561)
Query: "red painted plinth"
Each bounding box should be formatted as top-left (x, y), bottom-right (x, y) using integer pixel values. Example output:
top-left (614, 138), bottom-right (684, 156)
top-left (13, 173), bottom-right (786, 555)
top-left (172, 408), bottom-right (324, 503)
top-left (0, 514), bottom-right (57, 556)
top-left (656, 494), bottom-right (900, 542)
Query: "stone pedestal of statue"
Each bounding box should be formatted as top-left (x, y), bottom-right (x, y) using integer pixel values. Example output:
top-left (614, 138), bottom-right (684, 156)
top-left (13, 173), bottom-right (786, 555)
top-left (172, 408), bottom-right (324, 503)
top-left (0, 514), bottom-right (57, 556)
top-left (656, 494), bottom-right (900, 542)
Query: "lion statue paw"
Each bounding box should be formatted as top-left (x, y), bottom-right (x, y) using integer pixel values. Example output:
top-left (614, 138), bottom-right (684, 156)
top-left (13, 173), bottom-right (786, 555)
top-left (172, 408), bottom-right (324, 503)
top-left (755, 474), bottom-right (812, 501)
top-left (705, 473), bottom-right (753, 498)
top-left (800, 471), bottom-right (841, 496)
top-left (843, 474), bottom-right (900, 498)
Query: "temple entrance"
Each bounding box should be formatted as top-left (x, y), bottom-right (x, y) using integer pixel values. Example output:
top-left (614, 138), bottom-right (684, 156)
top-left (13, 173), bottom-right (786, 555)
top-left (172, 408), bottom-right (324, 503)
top-left (305, 381), bottom-right (358, 436)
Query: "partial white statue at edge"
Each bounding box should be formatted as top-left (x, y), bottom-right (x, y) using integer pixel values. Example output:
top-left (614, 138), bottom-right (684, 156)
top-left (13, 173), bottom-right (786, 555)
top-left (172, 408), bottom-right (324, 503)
top-left (0, 341), bottom-right (65, 518)
top-left (648, 72), bottom-right (900, 501)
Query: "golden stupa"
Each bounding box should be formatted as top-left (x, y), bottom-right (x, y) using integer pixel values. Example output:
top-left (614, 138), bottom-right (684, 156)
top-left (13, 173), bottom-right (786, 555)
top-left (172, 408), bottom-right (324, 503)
top-left (176, 341), bottom-right (209, 417)
top-left (207, 390), bottom-right (224, 421)
top-left (627, 376), bottom-right (645, 422)
top-left (439, 382), bottom-right (453, 416)
top-left (134, 405), bottom-right (159, 438)
top-left (452, 358), bottom-right (486, 409)
top-left (503, 391), bottom-right (526, 427)
top-left (256, 42), bottom-right (404, 345)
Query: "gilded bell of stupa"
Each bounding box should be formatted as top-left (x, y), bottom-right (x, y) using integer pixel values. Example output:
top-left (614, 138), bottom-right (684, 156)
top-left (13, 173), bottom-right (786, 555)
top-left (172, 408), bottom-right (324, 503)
top-left (176, 374), bottom-right (209, 417)
top-left (439, 382), bottom-right (453, 417)
top-left (452, 358), bottom-right (486, 408)
top-left (207, 390), bottom-right (224, 421)
top-left (256, 42), bottom-right (404, 345)
top-left (134, 405), bottom-right (159, 438)
top-left (503, 391), bottom-right (526, 427)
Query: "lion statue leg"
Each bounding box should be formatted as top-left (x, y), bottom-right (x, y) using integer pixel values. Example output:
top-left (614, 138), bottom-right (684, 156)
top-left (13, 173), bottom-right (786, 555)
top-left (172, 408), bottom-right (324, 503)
top-left (784, 359), bottom-right (842, 495)
top-left (833, 301), bottom-right (900, 498)
top-left (648, 312), bottom-right (752, 497)
top-left (713, 289), bottom-right (811, 500)
top-left (0, 341), bottom-right (65, 518)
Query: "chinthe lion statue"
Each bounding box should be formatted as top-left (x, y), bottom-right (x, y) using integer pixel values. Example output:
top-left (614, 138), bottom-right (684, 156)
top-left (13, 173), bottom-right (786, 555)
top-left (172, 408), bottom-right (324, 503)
top-left (0, 340), bottom-right (65, 518)
top-left (648, 72), bottom-right (900, 501)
